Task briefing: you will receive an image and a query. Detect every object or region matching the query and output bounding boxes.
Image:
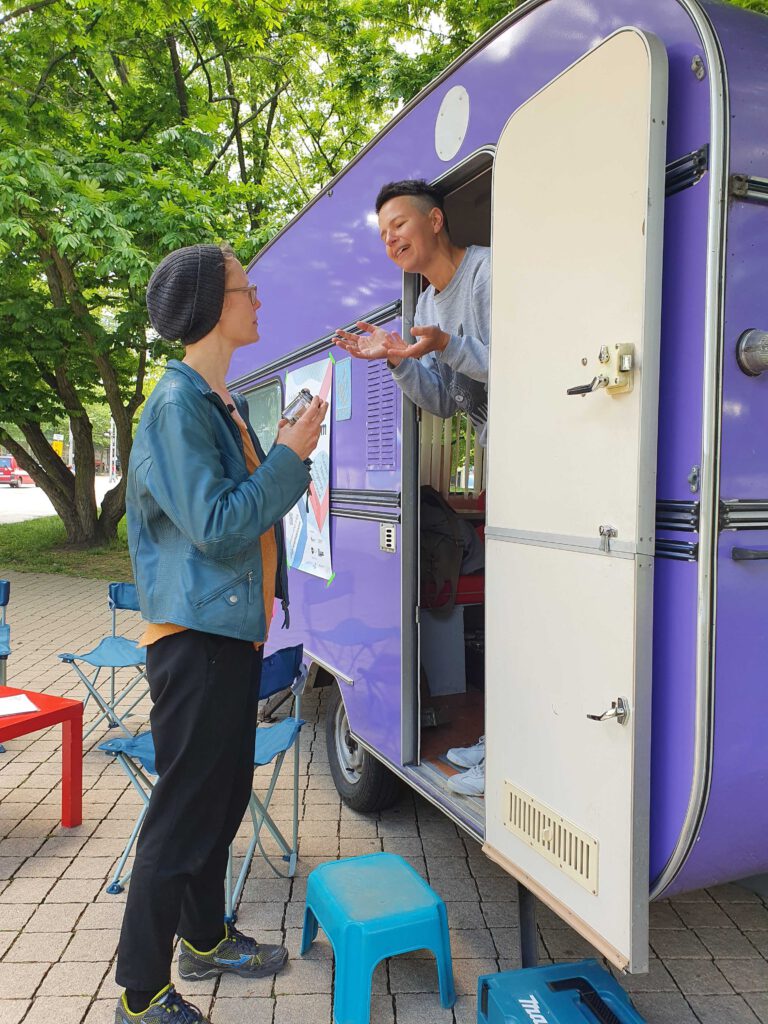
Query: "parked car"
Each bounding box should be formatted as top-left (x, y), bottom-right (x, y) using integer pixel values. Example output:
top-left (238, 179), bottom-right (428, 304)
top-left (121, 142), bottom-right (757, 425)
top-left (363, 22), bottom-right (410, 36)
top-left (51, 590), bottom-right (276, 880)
top-left (0, 455), bottom-right (35, 487)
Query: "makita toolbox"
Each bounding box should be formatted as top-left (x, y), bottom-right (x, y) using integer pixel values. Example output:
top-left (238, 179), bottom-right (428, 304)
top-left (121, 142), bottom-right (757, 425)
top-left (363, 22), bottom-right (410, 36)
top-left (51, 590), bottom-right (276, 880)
top-left (477, 960), bottom-right (646, 1024)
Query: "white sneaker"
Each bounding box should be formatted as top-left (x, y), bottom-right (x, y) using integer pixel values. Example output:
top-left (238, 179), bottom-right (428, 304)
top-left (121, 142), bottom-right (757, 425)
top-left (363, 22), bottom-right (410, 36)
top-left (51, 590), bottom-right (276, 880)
top-left (446, 761), bottom-right (485, 797)
top-left (446, 736), bottom-right (485, 769)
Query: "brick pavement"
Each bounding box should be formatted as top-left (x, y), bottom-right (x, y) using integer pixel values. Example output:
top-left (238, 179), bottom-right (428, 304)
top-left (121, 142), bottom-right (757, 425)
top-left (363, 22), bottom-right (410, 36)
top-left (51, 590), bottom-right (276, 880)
top-left (1, 570), bottom-right (767, 1024)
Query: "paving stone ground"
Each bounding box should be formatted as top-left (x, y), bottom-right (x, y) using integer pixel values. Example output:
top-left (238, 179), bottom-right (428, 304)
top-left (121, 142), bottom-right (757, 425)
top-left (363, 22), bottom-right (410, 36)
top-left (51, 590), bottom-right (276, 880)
top-left (1, 571), bottom-right (767, 1024)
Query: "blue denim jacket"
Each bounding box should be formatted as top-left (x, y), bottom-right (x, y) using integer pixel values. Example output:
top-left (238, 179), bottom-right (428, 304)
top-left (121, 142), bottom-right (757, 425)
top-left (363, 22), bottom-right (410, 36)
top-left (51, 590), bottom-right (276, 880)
top-left (127, 360), bottom-right (310, 642)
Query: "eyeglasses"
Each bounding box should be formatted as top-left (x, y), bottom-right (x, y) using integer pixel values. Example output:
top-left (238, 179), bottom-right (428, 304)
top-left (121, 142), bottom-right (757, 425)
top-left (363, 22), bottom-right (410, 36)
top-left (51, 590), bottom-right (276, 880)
top-left (224, 284), bottom-right (258, 305)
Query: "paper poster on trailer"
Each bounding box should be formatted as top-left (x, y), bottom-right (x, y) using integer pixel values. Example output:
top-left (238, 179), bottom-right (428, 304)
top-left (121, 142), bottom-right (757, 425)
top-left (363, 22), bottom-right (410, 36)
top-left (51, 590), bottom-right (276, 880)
top-left (284, 357), bottom-right (333, 580)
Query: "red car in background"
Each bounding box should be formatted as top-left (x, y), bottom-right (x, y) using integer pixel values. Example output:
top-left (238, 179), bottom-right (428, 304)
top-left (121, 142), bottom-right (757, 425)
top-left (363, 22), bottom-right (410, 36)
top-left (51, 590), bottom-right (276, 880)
top-left (0, 455), bottom-right (35, 487)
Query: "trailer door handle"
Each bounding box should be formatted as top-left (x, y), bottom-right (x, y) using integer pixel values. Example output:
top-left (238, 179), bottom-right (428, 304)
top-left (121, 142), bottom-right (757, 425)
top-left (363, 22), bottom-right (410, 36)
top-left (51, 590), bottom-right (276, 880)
top-left (732, 547), bottom-right (768, 561)
top-left (567, 375), bottom-right (609, 396)
top-left (587, 697), bottom-right (630, 725)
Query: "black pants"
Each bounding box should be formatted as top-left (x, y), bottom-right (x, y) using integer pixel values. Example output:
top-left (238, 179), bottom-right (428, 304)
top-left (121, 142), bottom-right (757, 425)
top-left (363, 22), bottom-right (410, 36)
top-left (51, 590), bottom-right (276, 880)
top-left (116, 630), bottom-right (263, 991)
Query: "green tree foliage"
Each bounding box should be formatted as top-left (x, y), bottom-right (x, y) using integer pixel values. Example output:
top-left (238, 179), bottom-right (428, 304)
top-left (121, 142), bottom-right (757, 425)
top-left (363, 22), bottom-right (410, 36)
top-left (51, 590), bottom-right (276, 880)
top-left (0, 0), bottom-right (764, 545)
top-left (0, 0), bottom-right (466, 543)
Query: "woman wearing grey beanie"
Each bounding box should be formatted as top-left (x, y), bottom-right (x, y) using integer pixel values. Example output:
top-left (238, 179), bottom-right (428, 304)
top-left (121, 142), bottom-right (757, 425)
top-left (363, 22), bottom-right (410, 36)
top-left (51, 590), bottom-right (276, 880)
top-left (114, 243), bottom-right (328, 1024)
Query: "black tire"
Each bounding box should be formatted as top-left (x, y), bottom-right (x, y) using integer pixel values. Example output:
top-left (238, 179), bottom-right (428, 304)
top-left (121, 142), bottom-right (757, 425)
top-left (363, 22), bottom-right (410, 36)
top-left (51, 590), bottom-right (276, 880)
top-left (325, 683), bottom-right (402, 812)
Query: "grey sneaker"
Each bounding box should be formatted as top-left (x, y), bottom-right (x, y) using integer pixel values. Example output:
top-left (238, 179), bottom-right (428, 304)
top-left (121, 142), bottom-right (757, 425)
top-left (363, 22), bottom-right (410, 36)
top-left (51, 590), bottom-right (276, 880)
top-left (446, 736), bottom-right (485, 769)
top-left (446, 761), bottom-right (485, 796)
top-left (178, 924), bottom-right (288, 980)
top-left (115, 985), bottom-right (208, 1024)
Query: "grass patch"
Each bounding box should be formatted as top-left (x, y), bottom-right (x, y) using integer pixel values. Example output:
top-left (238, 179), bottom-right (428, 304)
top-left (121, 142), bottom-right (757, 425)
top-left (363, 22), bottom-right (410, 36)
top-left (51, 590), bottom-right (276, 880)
top-left (0, 516), bottom-right (133, 581)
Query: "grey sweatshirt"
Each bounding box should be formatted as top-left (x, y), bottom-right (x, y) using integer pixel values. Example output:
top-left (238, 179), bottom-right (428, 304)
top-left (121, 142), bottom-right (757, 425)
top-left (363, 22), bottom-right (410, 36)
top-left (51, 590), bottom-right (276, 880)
top-left (391, 244), bottom-right (490, 446)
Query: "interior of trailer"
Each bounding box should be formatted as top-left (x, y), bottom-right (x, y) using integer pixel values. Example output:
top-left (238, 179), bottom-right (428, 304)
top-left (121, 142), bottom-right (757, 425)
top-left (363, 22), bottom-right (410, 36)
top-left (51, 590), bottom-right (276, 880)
top-left (413, 151), bottom-right (493, 830)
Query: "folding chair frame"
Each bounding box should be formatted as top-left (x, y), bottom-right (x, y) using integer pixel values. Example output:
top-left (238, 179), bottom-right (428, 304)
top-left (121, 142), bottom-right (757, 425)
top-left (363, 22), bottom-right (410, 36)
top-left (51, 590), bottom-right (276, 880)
top-left (61, 583), bottom-right (147, 740)
top-left (67, 659), bottom-right (147, 740)
top-left (225, 690), bottom-right (303, 923)
top-left (105, 751), bottom-right (153, 893)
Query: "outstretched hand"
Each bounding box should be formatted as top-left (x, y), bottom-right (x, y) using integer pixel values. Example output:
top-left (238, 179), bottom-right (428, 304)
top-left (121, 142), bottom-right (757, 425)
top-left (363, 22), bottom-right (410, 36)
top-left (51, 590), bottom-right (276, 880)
top-left (333, 321), bottom-right (408, 364)
top-left (400, 324), bottom-right (450, 359)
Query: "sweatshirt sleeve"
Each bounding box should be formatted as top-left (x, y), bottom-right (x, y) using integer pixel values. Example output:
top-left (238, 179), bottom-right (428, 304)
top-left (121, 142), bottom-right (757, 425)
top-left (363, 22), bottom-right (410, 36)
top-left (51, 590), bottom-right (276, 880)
top-left (388, 288), bottom-right (457, 418)
top-left (143, 398), bottom-right (311, 560)
top-left (389, 354), bottom-right (457, 419)
top-left (438, 260), bottom-right (490, 383)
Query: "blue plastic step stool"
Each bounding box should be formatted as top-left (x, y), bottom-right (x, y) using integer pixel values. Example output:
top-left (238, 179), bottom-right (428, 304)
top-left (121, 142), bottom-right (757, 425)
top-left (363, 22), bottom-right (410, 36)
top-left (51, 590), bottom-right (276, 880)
top-left (478, 959), bottom-right (646, 1024)
top-left (301, 852), bottom-right (456, 1024)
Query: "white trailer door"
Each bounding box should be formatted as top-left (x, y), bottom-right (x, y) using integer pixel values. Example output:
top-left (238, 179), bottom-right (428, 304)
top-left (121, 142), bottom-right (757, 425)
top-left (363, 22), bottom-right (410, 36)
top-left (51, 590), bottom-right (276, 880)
top-left (484, 28), bottom-right (668, 973)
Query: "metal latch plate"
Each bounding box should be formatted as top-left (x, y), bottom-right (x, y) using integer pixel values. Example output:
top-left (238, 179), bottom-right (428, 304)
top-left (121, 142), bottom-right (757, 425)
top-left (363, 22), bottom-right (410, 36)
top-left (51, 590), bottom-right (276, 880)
top-left (380, 523), bottom-right (397, 553)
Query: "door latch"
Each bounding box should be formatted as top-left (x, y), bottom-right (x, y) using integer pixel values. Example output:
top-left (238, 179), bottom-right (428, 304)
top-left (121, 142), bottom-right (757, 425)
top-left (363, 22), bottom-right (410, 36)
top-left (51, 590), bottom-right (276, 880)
top-left (599, 525), bottom-right (617, 552)
top-left (587, 696), bottom-right (630, 726)
top-left (567, 344), bottom-right (635, 396)
top-left (567, 374), bottom-right (609, 396)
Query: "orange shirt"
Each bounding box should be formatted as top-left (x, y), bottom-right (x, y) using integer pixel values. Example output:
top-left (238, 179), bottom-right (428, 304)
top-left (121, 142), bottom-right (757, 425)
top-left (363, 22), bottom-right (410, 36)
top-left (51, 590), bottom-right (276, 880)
top-left (140, 417), bottom-right (278, 649)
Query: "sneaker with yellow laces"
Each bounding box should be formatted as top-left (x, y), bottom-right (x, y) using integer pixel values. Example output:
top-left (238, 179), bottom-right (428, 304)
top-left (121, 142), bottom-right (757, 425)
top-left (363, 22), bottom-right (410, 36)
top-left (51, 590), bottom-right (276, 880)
top-left (178, 924), bottom-right (288, 980)
top-left (115, 985), bottom-right (208, 1024)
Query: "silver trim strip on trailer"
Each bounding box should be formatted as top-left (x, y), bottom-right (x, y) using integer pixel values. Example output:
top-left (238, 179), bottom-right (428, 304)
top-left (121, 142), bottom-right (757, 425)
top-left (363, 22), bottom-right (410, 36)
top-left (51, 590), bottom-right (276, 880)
top-left (330, 508), bottom-right (400, 524)
top-left (484, 526), bottom-right (644, 559)
top-left (665, 145), bottom-right (708, 196)
top-left (229, 300), bottom-right (402, 390)
top-left (351, 732), bottom-right (484, 842)
top-left (656, 539), bottom-right (699, 562)
top-left (656, 500), bottom-right (700, 532)
top-left (432, 145), bottom-right (496, 189)
top-left (720, 500), bottom-right (768, 530)
top-left (331, 489), bottom-right (400, 507)
top-left (650, 0), bottom-right (729, 900)
top-left (303, 648), bottom-right (354, 688)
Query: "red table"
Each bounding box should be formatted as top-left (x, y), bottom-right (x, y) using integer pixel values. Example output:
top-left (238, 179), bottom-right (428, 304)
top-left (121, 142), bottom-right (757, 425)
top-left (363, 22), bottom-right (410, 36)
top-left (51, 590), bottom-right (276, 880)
top-left (0, 685), bottom-right (83, 827)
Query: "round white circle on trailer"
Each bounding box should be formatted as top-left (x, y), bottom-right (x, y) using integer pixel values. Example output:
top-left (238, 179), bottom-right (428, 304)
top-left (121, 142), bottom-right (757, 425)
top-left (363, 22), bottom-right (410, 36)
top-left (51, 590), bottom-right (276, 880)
top-left (435, 85), bottom-right (470, 161)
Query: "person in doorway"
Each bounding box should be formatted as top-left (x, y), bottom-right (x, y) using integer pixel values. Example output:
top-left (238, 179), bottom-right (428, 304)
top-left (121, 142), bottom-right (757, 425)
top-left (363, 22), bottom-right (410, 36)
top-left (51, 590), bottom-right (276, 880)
top-left (115, 243), bottom-right (328, 1024)
top-left (333, 178), bottom-right (490, 446)
top-left (334, 181), bottom-right (488, 796)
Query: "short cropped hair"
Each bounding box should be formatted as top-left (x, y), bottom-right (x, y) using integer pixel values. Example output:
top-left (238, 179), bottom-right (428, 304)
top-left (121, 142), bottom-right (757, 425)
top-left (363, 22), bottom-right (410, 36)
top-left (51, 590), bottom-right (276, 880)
top-left (375, 179), bottom-right (446, 218)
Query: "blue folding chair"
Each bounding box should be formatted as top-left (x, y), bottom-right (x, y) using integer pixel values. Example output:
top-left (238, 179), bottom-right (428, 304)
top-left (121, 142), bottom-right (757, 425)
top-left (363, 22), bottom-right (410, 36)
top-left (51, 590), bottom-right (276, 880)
top-left (0, 580), bottom-right (10, 753)
top-left (99, 644), bottom-right (307, 923)
top-left (59, 582), bottom-right (147, 739)
top-left (0, 580), bottom-right (10, 686)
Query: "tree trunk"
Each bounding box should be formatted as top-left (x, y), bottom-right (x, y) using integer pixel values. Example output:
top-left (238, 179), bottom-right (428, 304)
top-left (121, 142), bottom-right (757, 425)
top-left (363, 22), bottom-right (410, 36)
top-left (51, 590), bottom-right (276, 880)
top-left (0, 423), bottom-right (115, 547)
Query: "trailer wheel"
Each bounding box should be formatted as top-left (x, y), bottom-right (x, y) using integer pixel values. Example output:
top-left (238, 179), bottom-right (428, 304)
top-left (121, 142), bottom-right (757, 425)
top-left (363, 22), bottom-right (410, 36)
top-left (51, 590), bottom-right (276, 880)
top-left (326, 684), bottom-right (402, 812)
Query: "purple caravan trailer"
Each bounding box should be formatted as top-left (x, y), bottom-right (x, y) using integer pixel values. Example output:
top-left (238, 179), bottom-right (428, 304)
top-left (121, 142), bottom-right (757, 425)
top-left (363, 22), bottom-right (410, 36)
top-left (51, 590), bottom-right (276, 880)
top-left (228, 0), bottom-right (768, 972)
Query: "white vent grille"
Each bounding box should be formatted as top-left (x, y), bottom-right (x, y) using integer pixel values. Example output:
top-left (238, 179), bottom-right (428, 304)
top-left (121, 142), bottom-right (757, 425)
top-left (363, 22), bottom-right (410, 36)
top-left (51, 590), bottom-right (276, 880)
top-left (503, 782), bottom-right (599, 894)
top-left (366, 360), bottom-right (397, 470)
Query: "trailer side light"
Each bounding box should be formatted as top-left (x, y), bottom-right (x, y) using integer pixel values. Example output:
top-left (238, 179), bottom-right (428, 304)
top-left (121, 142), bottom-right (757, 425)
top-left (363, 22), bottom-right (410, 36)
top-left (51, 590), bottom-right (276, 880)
top-left (736, 329), bottom-right (768, 376)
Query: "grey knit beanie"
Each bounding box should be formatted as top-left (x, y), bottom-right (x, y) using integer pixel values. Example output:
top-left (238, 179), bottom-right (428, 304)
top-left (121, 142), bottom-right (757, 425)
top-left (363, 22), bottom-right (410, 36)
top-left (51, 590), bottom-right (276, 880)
top-left (146, 244), bottom-right (226, 345)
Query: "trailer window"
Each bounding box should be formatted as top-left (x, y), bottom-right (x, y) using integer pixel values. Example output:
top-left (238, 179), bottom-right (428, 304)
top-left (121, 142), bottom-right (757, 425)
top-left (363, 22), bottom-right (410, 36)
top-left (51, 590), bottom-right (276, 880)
top-left (244, 379), bottom-right (283, 448)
